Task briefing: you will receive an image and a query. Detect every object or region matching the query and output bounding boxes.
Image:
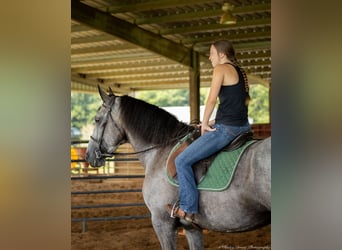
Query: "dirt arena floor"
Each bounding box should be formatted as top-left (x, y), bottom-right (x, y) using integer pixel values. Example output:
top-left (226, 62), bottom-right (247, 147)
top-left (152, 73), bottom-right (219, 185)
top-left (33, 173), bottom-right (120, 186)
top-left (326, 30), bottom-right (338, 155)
top-left (71, 178), bottom-right (271, 250)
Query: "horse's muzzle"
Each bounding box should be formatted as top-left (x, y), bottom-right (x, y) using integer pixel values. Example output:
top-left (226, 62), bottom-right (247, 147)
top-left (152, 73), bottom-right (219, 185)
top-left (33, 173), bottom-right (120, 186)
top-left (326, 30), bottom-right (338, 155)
top-left (85, 150), bottom-right (105, 167)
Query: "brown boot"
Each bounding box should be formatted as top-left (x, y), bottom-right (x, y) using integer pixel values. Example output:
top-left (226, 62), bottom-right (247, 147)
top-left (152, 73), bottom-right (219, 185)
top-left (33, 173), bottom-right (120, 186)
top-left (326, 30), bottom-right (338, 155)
top-left (166, 203), bottom-right (194, 223)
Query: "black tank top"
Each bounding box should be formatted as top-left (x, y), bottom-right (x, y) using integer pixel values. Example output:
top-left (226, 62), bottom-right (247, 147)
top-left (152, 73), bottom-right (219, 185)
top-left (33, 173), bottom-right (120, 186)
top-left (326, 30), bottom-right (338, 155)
top-left (215, 63), bottom-right (248, 126)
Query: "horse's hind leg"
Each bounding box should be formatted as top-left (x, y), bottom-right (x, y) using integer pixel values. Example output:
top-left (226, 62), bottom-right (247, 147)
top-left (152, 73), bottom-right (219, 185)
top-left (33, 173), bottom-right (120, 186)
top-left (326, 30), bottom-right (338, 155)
top-left (184, 227), bottom-right (204, 250)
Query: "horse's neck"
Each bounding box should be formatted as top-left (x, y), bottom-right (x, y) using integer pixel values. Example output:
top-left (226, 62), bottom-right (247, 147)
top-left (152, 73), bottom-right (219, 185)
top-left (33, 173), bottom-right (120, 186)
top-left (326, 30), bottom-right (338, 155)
top-left (126, 133), bottom-right (172, 171)
top-left (123, 118), bottom-right (191, 170)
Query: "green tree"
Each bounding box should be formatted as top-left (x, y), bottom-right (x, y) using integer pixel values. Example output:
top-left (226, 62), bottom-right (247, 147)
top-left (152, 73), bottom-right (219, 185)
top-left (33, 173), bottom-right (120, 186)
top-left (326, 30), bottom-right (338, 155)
top-left (135, 85), bottom-right (270, 124)
top-left (71, 92), bottom-right (102, 129)
top-left (248, 84), bottom-right (270, 123)
top-left (70, 84), bottom-right (270, 136)
top-left (136, 89), bottom-right (190, 106)
top-left (136, 88), bottom-right (210, 106)
top-left (200, 88), bottom-right (210, 105)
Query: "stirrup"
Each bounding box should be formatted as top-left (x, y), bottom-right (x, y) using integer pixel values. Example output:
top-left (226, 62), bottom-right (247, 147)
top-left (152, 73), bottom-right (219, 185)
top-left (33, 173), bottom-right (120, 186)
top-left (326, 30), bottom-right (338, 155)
top-left (166, 201), bottom-right (184, 219)
top-left (170, 202), bottom-right (179, 219)
top-left (166, 202), bottom-right (194, 223)
top-left (166, 202), bottom-right (201, 230)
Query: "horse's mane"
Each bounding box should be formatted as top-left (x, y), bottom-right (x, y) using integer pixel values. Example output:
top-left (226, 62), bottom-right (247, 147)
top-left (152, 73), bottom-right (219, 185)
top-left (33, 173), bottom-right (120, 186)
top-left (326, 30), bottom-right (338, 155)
top-left (119, 95), bottom-right (194, 145)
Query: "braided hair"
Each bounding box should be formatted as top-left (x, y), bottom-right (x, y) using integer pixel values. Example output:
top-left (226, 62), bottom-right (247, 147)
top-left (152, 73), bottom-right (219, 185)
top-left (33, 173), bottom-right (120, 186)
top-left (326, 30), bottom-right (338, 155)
top-left (212, 40), bottom-right (251, 106)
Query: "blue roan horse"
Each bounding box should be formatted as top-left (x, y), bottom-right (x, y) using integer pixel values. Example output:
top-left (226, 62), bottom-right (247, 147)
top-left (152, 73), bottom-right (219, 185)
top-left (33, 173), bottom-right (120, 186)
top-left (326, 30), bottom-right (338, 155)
top-left (86, 86), bottom-right (271, 250)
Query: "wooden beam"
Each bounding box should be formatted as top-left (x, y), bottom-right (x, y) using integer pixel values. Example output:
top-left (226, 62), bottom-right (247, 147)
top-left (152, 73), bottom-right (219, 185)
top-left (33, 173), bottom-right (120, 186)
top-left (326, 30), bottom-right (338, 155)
top-left (121, 3), bottom-right (271, 25)
top-left (106, 0), bottom-right (215, 13)
top-left (71, 58), bottom-right (175, 72)
top-left (71, 0), bottom-right (192, 67)
top-left (160, 18), bottom-right (271, 35)
top-left (189, 50), bottom-right (200, 123)
top-left (195, 41), bottom-right (271, 53)
top-left (71, 34), bottom-right (114, 45)
top-left (84, 68), bottom-right (189, 79)
top-left (182, 30), bottom-right (271, 44)
top-left (71, 73), bottom-right (131, 94)
top-left (71, 44), bottom-right (139, 56)
top-left (135, 9), bottom-right (221, 25)
top-left (71, 51), bottom-right (156, 65)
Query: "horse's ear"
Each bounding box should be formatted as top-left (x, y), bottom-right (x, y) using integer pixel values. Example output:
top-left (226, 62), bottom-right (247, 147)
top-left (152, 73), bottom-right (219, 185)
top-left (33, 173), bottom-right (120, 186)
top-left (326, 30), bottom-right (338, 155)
top-left (108, 87), bottom-right (115, 97)
top-left (98, 85), bottom-right (110, 103)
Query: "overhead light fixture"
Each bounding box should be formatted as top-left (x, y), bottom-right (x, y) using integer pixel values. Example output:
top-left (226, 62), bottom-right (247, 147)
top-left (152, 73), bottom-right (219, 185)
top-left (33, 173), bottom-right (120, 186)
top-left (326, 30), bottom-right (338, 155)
top-left (220, 3), bottom-right (237, 25)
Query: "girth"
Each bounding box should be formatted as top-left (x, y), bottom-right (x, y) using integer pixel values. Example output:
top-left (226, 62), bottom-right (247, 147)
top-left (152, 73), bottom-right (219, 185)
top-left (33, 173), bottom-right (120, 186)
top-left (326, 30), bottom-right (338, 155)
top-left (166, 130), bottom-right (253, 182)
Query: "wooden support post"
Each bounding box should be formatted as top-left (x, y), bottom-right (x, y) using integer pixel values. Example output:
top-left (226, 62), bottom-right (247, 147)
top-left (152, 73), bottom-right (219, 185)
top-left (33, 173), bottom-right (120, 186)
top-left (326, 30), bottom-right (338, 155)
top-left (189, 50), bottom-right (200, 123)
top-left (268, 81), bottom-right (271, 123)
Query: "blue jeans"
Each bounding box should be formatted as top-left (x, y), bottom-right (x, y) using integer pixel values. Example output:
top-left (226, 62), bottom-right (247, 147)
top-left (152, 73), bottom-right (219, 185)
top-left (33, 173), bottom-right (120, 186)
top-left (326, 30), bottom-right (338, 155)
top-left (175, 122), bottom-right (251, 214)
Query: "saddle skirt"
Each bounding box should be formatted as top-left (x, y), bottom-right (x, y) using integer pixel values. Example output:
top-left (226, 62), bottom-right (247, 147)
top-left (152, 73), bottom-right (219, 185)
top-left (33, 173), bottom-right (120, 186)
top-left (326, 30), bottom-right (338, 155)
top-left (166, 130), bottom-right (255, 191)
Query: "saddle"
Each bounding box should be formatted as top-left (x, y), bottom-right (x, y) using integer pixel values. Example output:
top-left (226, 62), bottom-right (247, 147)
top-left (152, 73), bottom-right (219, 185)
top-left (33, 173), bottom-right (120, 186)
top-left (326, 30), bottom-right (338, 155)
top-left (167, 129), bottom-right (253, 184)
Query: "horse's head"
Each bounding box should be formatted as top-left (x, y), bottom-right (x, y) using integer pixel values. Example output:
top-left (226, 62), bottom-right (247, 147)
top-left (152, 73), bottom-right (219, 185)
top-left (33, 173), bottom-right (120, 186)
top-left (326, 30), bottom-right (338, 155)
top-left (86, 86), bottom-right (127, 167)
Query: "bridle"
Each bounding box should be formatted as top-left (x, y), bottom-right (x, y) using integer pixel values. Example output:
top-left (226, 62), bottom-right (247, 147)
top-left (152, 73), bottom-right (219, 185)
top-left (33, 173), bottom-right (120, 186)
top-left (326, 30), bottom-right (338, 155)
top-left (89, 100), bottom-right (126, 159)
top-left (89, 99), bottom-right (164, 159)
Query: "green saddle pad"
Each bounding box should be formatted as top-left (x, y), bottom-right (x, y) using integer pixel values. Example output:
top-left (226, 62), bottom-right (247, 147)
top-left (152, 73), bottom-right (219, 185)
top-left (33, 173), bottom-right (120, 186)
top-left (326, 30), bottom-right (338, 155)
top-left (166, 140), bottom-right (256, 192)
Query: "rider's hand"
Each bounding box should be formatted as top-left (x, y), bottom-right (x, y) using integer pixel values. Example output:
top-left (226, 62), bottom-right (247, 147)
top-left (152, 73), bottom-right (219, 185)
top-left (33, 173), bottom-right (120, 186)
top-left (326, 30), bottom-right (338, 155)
top-left (201, 123), bottom-right (216, 135)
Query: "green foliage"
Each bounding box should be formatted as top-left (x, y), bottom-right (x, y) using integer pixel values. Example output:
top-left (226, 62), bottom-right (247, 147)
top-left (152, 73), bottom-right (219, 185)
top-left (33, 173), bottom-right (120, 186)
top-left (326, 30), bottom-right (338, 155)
top-left (70, 84), bottom-right (269, 135)
top-left (71, 92), bottom-right (102, 129)
top-left (136, 85), bottom-right (270, 124)
top-left (135, 89), bottom-right (190, 106)
top-left (200, 88), bottom-right (210, 105)
top-left (136, 88), bottom-right (210, 106)
top-left (248, 84), bottom-right (270, 123)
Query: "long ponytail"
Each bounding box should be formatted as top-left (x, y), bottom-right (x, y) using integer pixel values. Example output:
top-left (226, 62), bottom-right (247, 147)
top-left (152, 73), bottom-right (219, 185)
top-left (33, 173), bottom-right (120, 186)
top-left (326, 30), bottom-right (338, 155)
top-left (231, 57), bottom-right (251, 106)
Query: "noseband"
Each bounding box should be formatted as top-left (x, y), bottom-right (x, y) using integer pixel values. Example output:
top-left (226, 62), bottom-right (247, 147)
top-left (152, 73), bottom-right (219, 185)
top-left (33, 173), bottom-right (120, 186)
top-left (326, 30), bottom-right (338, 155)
top-left (90, 101), bottom-right (125, 159)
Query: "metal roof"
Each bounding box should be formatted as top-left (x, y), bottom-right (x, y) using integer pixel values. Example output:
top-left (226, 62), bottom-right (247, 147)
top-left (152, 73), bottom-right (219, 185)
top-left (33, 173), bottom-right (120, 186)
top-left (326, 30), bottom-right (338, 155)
top-left (71, 0), bottom-right (271, 94)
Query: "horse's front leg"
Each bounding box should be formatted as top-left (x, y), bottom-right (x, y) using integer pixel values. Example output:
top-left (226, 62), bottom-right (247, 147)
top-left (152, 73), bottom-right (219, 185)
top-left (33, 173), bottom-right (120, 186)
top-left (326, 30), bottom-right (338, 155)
top-left (150, 209), bottom-right (179, 250)
top-left (184, 227), bottom-right (204, 250)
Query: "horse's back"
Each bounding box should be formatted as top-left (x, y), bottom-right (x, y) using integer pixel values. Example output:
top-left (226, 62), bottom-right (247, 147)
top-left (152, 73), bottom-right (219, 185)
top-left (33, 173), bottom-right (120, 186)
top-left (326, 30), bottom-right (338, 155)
top-left (231, 137), bottom-right (271, 209)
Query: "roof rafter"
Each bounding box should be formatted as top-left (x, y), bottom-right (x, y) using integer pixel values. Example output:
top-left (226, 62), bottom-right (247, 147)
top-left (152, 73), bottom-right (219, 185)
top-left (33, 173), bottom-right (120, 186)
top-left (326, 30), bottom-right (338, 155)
top-left (106, 0), bottom-right (215, 13)
top-left (159, 18), bottom-right (271, 35)
top-left (72, 0), bottom-right (196, 68)
top-left (132, 3), bottom-right (271, 25)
